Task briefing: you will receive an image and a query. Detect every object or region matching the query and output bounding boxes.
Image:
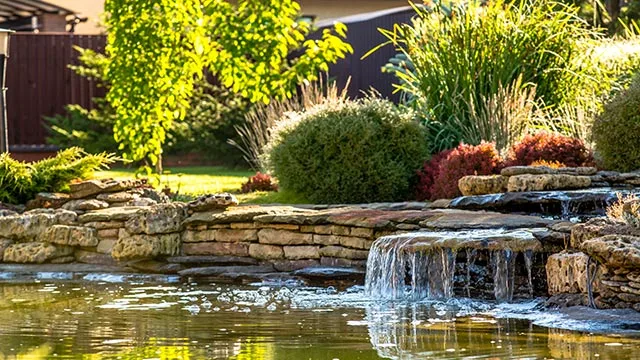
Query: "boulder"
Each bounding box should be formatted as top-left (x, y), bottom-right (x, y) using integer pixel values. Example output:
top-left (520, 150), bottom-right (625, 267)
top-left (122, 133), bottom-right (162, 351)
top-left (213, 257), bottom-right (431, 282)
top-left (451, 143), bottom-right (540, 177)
top-left (69, 179), bottom-right (147, 199)
top-left (507, 174), bottom-right (591, 192)
top-left (38, 225), bottom-right (98, 247)
top-left (0, 238), bottom-right (13, 261)
top-left (622, 200), bottom-right (640, 228)
top-left (3, 242), bottom-right (73, 263)
top-left (0, 209), bottom-right (77, 240)
top-left (458, 175), bottom-right (509, 196)
top-left (124, 203), bottom-right (186, 235)
top-left (546, 251), bottom-right (589, 295)
top-left (111, 230), bottom-right (181, 260)
top-left (580, 235), bottom-right (640, 269)
top-left (187, 193), bottom-right (239, 213)
top-left (74, 249), bottom-right (119, 265)
top-left (571, 218), bottom-right (640, 249)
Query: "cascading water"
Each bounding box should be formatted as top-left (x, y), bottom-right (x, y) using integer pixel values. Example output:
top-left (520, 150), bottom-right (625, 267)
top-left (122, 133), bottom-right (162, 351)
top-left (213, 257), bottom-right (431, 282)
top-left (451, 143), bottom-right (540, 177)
top-left (365, 229), bottom-right (541, 302)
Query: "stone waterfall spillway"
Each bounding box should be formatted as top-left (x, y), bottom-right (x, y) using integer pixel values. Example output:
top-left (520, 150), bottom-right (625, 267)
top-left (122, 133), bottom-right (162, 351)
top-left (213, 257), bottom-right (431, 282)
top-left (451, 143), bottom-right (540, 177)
top-left (364, 229), bottom-right (542, 302)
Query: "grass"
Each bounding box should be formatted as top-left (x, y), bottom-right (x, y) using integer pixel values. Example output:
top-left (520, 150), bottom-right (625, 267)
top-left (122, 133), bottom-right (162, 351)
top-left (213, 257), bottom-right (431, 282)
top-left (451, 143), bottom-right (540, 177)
top-left (94, 166), bottom-right (308, 204)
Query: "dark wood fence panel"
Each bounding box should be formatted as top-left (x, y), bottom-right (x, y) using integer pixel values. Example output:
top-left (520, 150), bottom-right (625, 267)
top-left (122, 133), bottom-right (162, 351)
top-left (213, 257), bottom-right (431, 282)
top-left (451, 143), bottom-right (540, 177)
top-left (317, 7), bottom-right (416, 102)
top-left (6, 33), bottom-right (106, 148)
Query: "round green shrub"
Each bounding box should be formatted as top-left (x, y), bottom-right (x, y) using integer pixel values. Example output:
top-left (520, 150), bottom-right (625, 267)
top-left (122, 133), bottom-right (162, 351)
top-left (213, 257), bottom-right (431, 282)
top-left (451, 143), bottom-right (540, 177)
top-left (268, 98), bottom-right (429, 204)
top-left (593, 76), bottom-right (640, 172)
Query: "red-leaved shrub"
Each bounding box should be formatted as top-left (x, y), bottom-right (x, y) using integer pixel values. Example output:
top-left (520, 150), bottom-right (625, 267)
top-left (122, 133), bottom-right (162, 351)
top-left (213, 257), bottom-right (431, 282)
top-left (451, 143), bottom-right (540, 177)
top-left (416, 142), bottom-right (503, 200)
top-left (415, 149), bottom-right (453, 201)
top-left (505, 131), bottom-right (594, 168)
top-left (240, 172), bottom-right (279, 193)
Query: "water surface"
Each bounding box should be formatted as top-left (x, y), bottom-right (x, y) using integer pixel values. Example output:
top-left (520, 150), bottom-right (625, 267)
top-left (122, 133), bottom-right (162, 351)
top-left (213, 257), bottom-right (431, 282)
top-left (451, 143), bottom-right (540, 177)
top-left (0, 278), bottom-right (638, 359)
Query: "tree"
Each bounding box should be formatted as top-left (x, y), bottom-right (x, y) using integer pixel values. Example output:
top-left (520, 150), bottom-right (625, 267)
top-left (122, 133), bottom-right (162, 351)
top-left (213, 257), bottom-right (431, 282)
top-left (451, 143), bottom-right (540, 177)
top-left (105, 0), bottom-right (352, 171)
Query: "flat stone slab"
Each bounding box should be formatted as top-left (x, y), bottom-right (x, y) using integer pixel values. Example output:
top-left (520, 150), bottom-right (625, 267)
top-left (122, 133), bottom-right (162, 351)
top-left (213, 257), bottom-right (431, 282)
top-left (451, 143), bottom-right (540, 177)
top-left (380, 229), bottom-right (543, 252)
top-left (166, 256), bottom-right (258, 266)
top-left (78, 207), bottom-right (144, 222)
top-left (420, 209), bottom-right (553, 229)
top-left (293, 266), bottom-right (365, 280)
top-left (183, 206), bottom-right (311, 225)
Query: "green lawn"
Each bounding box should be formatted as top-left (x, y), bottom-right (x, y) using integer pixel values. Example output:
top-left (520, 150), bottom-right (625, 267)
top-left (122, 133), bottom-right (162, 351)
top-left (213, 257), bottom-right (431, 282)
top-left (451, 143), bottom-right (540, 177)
top-left (94, 166), bottom-right (308, 204)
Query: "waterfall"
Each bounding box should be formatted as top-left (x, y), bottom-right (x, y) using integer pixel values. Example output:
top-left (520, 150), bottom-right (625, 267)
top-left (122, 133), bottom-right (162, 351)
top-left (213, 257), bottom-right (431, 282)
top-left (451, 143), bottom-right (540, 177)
top-left (365, 229), bottom-right (541, 302)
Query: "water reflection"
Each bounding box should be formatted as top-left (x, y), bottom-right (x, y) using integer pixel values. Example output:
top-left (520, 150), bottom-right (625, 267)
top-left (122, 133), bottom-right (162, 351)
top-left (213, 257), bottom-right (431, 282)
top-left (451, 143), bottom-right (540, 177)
top-left (0, 281), bottom-right (636, 359)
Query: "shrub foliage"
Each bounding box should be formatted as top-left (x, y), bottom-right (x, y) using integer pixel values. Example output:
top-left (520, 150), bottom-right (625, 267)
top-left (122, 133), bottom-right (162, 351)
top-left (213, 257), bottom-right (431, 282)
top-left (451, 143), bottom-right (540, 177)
top-left (417, 142), bottom-right (503, 201)
top-left (505, 131), bottom-right (595, 168)
top-left (268, 98), bottom-right (429, 203)
top-left (593, 75), bottom-right (640, 172)
top-left (0, 148), bottom-right (116, 204)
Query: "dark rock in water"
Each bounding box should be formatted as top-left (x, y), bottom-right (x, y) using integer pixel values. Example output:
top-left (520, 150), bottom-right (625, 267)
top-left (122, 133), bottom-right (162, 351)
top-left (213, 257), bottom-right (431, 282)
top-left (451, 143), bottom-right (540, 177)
top-left (449, 188), bottom-right (639, 218)
top-left (166, 255), bottom-right (258, 266)
top-left (293, 266), bottom-right (365, 280)
top-left (127, 260), bottom-right (183, 274)
top-left (178, 264), bottom-right (275, 277)
top-left (545, 293), bottom-right (589, 308)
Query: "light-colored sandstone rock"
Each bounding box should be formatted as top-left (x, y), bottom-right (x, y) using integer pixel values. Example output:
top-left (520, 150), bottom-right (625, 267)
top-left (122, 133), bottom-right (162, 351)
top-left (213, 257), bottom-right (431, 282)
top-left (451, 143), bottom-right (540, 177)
top-left (622, 200), bottom-right (640, 228)
top-left (97, 191), bottom-right (140, 203)
top-left (546, 251), bottom-right (589, 295)
top-left (78, 207), bottom-right (144, 223)
top-left (556, 167), bottom-right (598, 176)
top-left (3, 242), bottom-right (73, 263)
top-left (283, 245), bottom-right (320, 259)
top-left (337, 236), bottom-right (372, 250)
top-left (0, 239), bottom-right (13, 261)
top-left (350, 227), bottom-right (374, 238)
top-left (130, 198), bottom-right (158, 207)
top-left (182, 230), bottom-right (217, 243)
top-left (182, 242), bottom-right (249, 257)
top-left (249, 243), bottom-right (284, 260)
top-left (580, 235), bottom-right (640, 269)
top-left (507, 174), bottom-right (591, 192)
top-left (39, 225), bottom-right (98, 247)
top-left (84, 221), bottom-right (125, 230)
top-left (0, 209), bottom-right (76, 240)
top-left (111, 230), bottom-right (181, 260)
top-left (501, 166), bottom-right (556, 176)
top-left (259, 224), bottom-right (300, 231)
top-left (124, 203), bottom-right (186, 235)
top-left (216, 229), bottom-right (258, 243)
top-left (258, 229), bottom-right (313, 245)
top-left (458, 175), bottom-right (508, 196)
top-left (230, 223), bottom-right (257, 229)
top-left (96, 239), bottom-right (117, 254)
top-left (97, 228), bottom-right (120, 239)
top-left (69, 179), bottom-right (108, 199)
top-left (62, 199), bottom-right (109, 212)
top-left (313, 234), bottom-right (340, 245)
top-left (319, 246), bottom-right (369, 260)
top-left (187, 193), bottom-right (239, 213)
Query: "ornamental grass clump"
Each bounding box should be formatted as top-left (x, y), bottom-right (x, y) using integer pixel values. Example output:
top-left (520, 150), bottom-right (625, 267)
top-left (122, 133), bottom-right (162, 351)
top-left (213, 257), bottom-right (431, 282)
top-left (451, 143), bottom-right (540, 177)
top-left (377, 0), bottom-right (600, 152)
top-left (0, 147), bottom-right (116, 204)
top-left (267, 98), bottom-right (429, 204)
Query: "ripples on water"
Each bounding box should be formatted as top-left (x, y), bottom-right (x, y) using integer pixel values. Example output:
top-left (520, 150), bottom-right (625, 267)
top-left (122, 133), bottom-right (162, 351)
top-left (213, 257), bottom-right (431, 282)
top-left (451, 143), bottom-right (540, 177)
top-left (0, 276), bottom-right (637, 359)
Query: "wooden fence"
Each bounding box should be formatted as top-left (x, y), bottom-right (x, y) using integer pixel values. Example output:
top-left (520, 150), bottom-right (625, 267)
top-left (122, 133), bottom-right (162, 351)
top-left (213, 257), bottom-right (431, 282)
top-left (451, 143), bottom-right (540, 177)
top-left (5, 6), bottom-right (415, 148)
top-left (6, 33), bottom-right (106, 149)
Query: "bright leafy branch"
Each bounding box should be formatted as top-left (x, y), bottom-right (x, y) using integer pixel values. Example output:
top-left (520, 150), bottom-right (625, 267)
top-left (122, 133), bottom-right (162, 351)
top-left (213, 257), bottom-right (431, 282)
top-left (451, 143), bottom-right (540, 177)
top-left (104, 0), bottom-right (352, 168)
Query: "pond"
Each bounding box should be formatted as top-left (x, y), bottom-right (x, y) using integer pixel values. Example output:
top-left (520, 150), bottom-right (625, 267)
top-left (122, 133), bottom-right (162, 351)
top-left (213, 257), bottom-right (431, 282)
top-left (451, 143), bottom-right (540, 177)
top-left (0, 276), bottom-right (638, 359)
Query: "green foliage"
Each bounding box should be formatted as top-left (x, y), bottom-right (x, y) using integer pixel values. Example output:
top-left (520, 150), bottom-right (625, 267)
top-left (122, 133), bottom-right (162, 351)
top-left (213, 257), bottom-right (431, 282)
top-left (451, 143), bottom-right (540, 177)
top-left (0, 148), bottom-right (116, 204)
top-left (46, 47), bottom-right (251, 166)
top-left (167, 79), bottom-right (250, 166)
top-left (593, 75), bottom-right (640, 172)
top-left (268, 98), bottom-right (429, 204)
top-left (377, 0), bottom-right (600, 152)
top-left (45, 102), bottom-right (118, 155)
top-left (105, 0), bottom-right (352, 168)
